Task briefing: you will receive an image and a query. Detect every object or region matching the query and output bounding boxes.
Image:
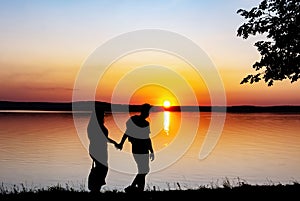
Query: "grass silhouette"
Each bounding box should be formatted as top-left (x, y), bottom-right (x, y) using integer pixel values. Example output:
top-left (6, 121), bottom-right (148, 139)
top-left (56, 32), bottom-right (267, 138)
top-left (1, 179), bottom-right (299, 200)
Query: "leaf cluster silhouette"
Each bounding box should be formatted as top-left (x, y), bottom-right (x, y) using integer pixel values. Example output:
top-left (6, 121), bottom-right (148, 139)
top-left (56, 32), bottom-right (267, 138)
top-left (237, 0), bottom-right (300, 86)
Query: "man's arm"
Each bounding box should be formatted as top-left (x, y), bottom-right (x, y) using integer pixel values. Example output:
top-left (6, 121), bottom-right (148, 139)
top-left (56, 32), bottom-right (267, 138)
top-left (148, 139), bottom-right (155, 161)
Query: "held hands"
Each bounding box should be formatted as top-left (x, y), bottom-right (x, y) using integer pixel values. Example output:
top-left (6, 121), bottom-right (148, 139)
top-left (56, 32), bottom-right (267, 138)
top-left (115, 143), bottom-right (123, 150)
top-left (110, 140), bottom-right (121, 150)
top-left (110, 140), bottom-right (117, 147)
top-left (109, 138), bottom-right (123, 150)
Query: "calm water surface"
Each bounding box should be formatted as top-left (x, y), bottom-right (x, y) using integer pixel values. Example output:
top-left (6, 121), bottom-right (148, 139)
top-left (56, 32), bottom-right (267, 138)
top-left (0, 111), bottom-right (300, 191)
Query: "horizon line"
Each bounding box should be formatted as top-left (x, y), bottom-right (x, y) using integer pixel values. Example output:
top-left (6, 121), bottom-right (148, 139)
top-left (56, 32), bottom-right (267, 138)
top-left (0, 100), bottom-right (300, 107)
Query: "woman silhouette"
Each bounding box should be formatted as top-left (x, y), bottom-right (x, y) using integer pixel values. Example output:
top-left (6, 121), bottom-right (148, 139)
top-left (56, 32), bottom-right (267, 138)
top-left (87, 107), bottom-right (117, 192)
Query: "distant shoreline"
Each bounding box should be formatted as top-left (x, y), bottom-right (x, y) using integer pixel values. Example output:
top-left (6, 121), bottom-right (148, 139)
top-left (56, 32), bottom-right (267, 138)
top-left (0, 101), bottom-right (300, 113)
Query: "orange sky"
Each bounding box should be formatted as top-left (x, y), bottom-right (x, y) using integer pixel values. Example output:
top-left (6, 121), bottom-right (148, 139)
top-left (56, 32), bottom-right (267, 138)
top-left (0, 0), bottom-right (299, 106)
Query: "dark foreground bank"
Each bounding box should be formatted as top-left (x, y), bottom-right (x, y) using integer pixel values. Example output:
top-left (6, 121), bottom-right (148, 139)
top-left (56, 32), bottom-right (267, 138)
top-left (1, 183), bottom-right (299, 201)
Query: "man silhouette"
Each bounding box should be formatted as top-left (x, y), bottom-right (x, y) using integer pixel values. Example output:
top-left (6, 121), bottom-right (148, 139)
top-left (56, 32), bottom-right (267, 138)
top-left (117, 103), bottom-right (155, 192)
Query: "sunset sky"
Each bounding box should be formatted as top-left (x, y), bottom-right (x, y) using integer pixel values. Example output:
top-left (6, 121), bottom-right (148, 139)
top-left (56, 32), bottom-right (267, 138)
top-left (1, 0), bottom-right (299, 106)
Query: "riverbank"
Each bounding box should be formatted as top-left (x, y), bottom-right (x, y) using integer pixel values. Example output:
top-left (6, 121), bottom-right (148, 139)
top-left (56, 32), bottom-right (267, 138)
top-left (1, 182), bottom-right (299, 200)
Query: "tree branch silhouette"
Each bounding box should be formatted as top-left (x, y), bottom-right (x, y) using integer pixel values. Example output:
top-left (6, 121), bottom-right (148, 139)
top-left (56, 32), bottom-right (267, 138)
top-left (237, 0), bottom-right (300, 86)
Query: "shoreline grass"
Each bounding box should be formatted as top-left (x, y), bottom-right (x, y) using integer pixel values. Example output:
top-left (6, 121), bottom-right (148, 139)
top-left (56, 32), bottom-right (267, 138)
top-left (1, 180), bottom-right (299, 200)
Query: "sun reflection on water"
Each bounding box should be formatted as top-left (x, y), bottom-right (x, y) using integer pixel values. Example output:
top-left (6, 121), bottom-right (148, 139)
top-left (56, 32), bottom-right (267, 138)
top-left (163, 111), bottom-right (170, 135)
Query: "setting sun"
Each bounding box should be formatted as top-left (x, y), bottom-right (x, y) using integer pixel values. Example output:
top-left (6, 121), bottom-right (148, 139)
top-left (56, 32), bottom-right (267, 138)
top-left (163, 100), bottom-right (171, 108)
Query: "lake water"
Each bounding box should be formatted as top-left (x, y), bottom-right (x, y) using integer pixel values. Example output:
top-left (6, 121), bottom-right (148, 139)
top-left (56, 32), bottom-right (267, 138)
top-left (0, 111), bottom-right (300, 191)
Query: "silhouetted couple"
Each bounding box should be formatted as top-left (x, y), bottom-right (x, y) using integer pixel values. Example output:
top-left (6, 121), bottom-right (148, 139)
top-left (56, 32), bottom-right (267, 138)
top-left (87, 103), bottom-right (154, 193)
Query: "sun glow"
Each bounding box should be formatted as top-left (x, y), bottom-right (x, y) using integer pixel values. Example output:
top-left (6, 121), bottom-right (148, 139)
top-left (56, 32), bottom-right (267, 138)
top-left (163, 100), bottom-right (171, 108)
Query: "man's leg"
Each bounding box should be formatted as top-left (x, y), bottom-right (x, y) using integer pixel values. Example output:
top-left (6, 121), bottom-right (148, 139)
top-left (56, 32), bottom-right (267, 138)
top-left (125, 174), bottom-right (146, 192)
top-left (135, 174), bottom-right (146, 191)
top-left (133, 154), bottom-right (149, 191)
